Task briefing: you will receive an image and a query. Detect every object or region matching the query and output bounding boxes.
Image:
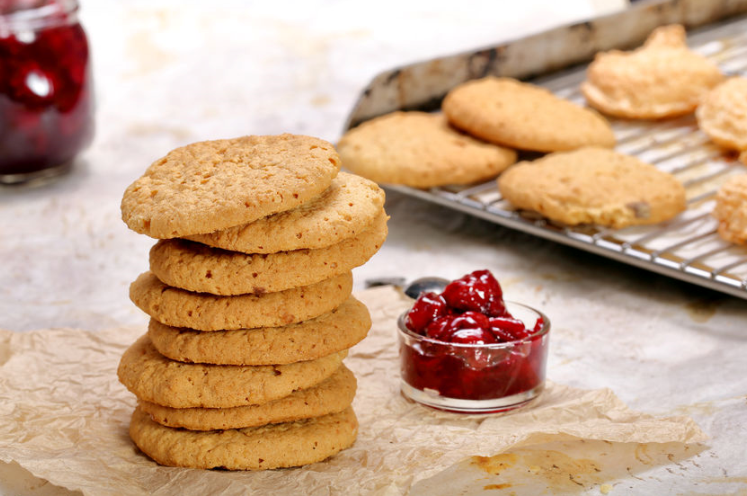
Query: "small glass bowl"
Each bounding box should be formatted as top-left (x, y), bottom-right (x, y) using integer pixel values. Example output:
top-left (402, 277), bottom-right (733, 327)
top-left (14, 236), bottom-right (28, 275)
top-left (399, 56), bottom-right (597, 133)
top-left (397, 302), bottom-right (550, 414)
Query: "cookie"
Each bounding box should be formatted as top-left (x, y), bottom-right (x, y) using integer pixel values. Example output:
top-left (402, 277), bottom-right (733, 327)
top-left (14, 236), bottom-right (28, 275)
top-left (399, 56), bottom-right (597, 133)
top-left (442, 77), bottom-right (615, 153)
top-left (121, 134), bottom-right (341, 239)
top-left (148, 296), bottom-right (371, 365)
top-left (582, 25), bottom-right (723, 119)
top-left (186, 172), bottom-right (386, 253)
top-left (117, 335), bottom-right (346, 408)
top-left (498, 147), bottom-right (686, 228)
top-left (129, 271), bottom-right (353, 331)
top-left (129, 406), bottom-right (358, 470)
top-left (712, 174), bottom-right (747, 245)
top-left (696, 77), bottom-right (747, 151)
top-left (138, 365), bottom-right (356, 430)
top-left (336, 111), bottom-right (517, 188)
top-left (149, 211), bottom-right (387, 296)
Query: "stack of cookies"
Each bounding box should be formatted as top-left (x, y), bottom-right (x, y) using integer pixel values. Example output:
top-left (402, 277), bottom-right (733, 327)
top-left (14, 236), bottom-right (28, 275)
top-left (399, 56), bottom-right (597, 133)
top-left (116, 134), bottom-right (387, 470)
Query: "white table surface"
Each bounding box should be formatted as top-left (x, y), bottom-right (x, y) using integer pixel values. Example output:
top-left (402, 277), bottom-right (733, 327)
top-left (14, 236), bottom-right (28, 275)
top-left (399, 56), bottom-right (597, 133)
top-left (2, 1), bottom-right (747, 495)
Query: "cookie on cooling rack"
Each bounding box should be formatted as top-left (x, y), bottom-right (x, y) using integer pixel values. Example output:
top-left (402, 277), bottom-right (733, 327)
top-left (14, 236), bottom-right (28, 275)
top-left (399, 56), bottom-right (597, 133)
top-left (581, 24), bottom-right (723, 119)
top-left (498, 147), bottom-right (687, 228)
top-left (442, 77), bottom-right (615, 153)
top-left (336, 111), bottom-right (517, 188)
top-left (696, 77), bottom-right (747, 151)
top-left (712, 174), bottom-right (747, 245)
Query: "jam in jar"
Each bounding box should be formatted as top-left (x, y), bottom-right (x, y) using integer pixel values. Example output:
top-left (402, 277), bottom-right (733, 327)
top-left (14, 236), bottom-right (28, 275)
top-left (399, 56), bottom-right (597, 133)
top-left (398, 270), bottom-right (550, 413)
top-left (0, 0), bottom-right (94, 184)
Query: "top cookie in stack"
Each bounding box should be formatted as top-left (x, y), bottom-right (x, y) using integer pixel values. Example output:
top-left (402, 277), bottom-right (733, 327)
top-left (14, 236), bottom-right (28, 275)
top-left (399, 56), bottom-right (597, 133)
top-left (117, 134), bottom-right (388, 470)
top-left (122, 134), bottom-right (344, 239)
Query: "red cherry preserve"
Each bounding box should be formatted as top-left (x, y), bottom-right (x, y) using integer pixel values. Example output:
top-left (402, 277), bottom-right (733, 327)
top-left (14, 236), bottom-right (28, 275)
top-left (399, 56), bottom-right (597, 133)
top-left (0, 0), bottom-right (93, 184)
top-left (398, 270), bottom-right (550, 413)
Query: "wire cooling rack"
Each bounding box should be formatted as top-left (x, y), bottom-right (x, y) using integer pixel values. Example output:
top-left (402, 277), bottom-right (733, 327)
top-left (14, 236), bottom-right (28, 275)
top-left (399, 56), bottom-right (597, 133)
top-left (381, 16), bottom-right (747, 300)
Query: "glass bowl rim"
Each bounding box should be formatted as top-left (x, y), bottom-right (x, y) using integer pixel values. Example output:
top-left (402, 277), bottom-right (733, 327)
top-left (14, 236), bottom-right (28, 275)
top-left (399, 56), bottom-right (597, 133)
top-left (1, 0), bottom-right (79, 30)
top-left (397, 300), bottom-right (550, 349)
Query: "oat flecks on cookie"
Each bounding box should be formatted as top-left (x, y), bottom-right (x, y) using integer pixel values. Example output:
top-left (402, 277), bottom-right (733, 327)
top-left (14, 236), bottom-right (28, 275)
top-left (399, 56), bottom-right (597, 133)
top-left (582, 24), bottom-right (723, 119)
top-left (120, 134), bottom-right (341, 239)
top-left (498, 147), bottom-right (686, 228)
top-left (336, 111), bottom-right (517, 188)
top-left (129, 406), bottom-right (358, 470)
top-left (186, 172), bottom-right (386, 253)
top-left (696, 77), bottom-right (747, 151)
top-left (712, 174), bottom-right (747, 245)
top-left (442, 77), bottom-right (615, 153)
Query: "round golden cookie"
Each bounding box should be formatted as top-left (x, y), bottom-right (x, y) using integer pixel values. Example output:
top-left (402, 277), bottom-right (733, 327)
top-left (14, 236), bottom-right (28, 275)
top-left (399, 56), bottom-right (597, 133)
top-left (712, 174), bottom-right (747, 245)
top-left (149, 211), bottom-right (387, 296)
top-left (148, 296), bottom-right (371, 365)
top-left (117, 334), bottom-right (347, 408)
top-left (336, 111), bottom-right (517, 188)
top-left (120, 134), bottom-right (341, 239)
top-left (186, 172), bottom-right (386, 253)
top-left (442, 77), bottom-right (615, 153)
top-left (129, 406), bottom-right (358, 470)
top-left (138, 365), bottom-right (356, 430)
top-left (498, 147), bottom-right (686, 228)
top-left (129, 271), bottom-right (353, 331)
top-left (696, 77), bottom-right (747, 151)
top-left (582, 25), bottom-right (723, 119)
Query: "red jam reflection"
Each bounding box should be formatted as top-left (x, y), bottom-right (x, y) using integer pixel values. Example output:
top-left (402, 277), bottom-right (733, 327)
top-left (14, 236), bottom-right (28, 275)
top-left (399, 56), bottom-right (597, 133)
top-left (0, 0), bottom-right (93, 179)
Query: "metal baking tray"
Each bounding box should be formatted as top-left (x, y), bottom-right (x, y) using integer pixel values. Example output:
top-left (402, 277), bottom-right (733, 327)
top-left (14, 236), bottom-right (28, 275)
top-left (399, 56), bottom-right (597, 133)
top-left (343, 0), bottom-right (747, 300)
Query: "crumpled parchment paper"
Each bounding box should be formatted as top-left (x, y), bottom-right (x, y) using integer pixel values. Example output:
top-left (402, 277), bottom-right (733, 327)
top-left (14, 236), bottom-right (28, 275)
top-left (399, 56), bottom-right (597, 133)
top-left (0, 286), bottom-right (707, 496)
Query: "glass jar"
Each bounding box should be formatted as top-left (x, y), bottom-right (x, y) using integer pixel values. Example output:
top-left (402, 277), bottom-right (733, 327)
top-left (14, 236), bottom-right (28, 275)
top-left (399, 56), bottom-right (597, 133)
top-left (0, 0), bottom-right (94, 184)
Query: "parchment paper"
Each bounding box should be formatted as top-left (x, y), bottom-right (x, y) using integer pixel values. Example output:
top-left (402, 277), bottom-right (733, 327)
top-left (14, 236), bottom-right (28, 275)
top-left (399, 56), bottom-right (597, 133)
top-left (0, 286), bottom-right (707, 495)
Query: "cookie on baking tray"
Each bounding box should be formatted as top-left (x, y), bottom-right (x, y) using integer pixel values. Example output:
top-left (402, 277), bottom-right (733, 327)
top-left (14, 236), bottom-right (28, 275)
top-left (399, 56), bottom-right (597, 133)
top-left (129, 406), bottom-right (358, 470)
top-left (138, 365), bottom-right (356, 431)
top-left (148, 296), bottom-right (371, 365)
top-left (498, 147), bottom-right (687, 228)
top-left (712, 174), bottom-right (747, 245)
top-left (121, 134), bottom-right (341, 239)
top-left (442, 77), bottom-right (615, 153)
top-left (696, 77), bottom-right (747, 151)
top-left (129, 271), bottom-right (353, 331)
top-left (336, 111), bottom-right (517, 188)
top-left (117, 335), bottom-right (346, 409)
top-left (186, 172), bottom-right (386, 253)
top-left (149, 211), bottom-right (388, 296)
top-left (582, 24), bottom-right (723, 119)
